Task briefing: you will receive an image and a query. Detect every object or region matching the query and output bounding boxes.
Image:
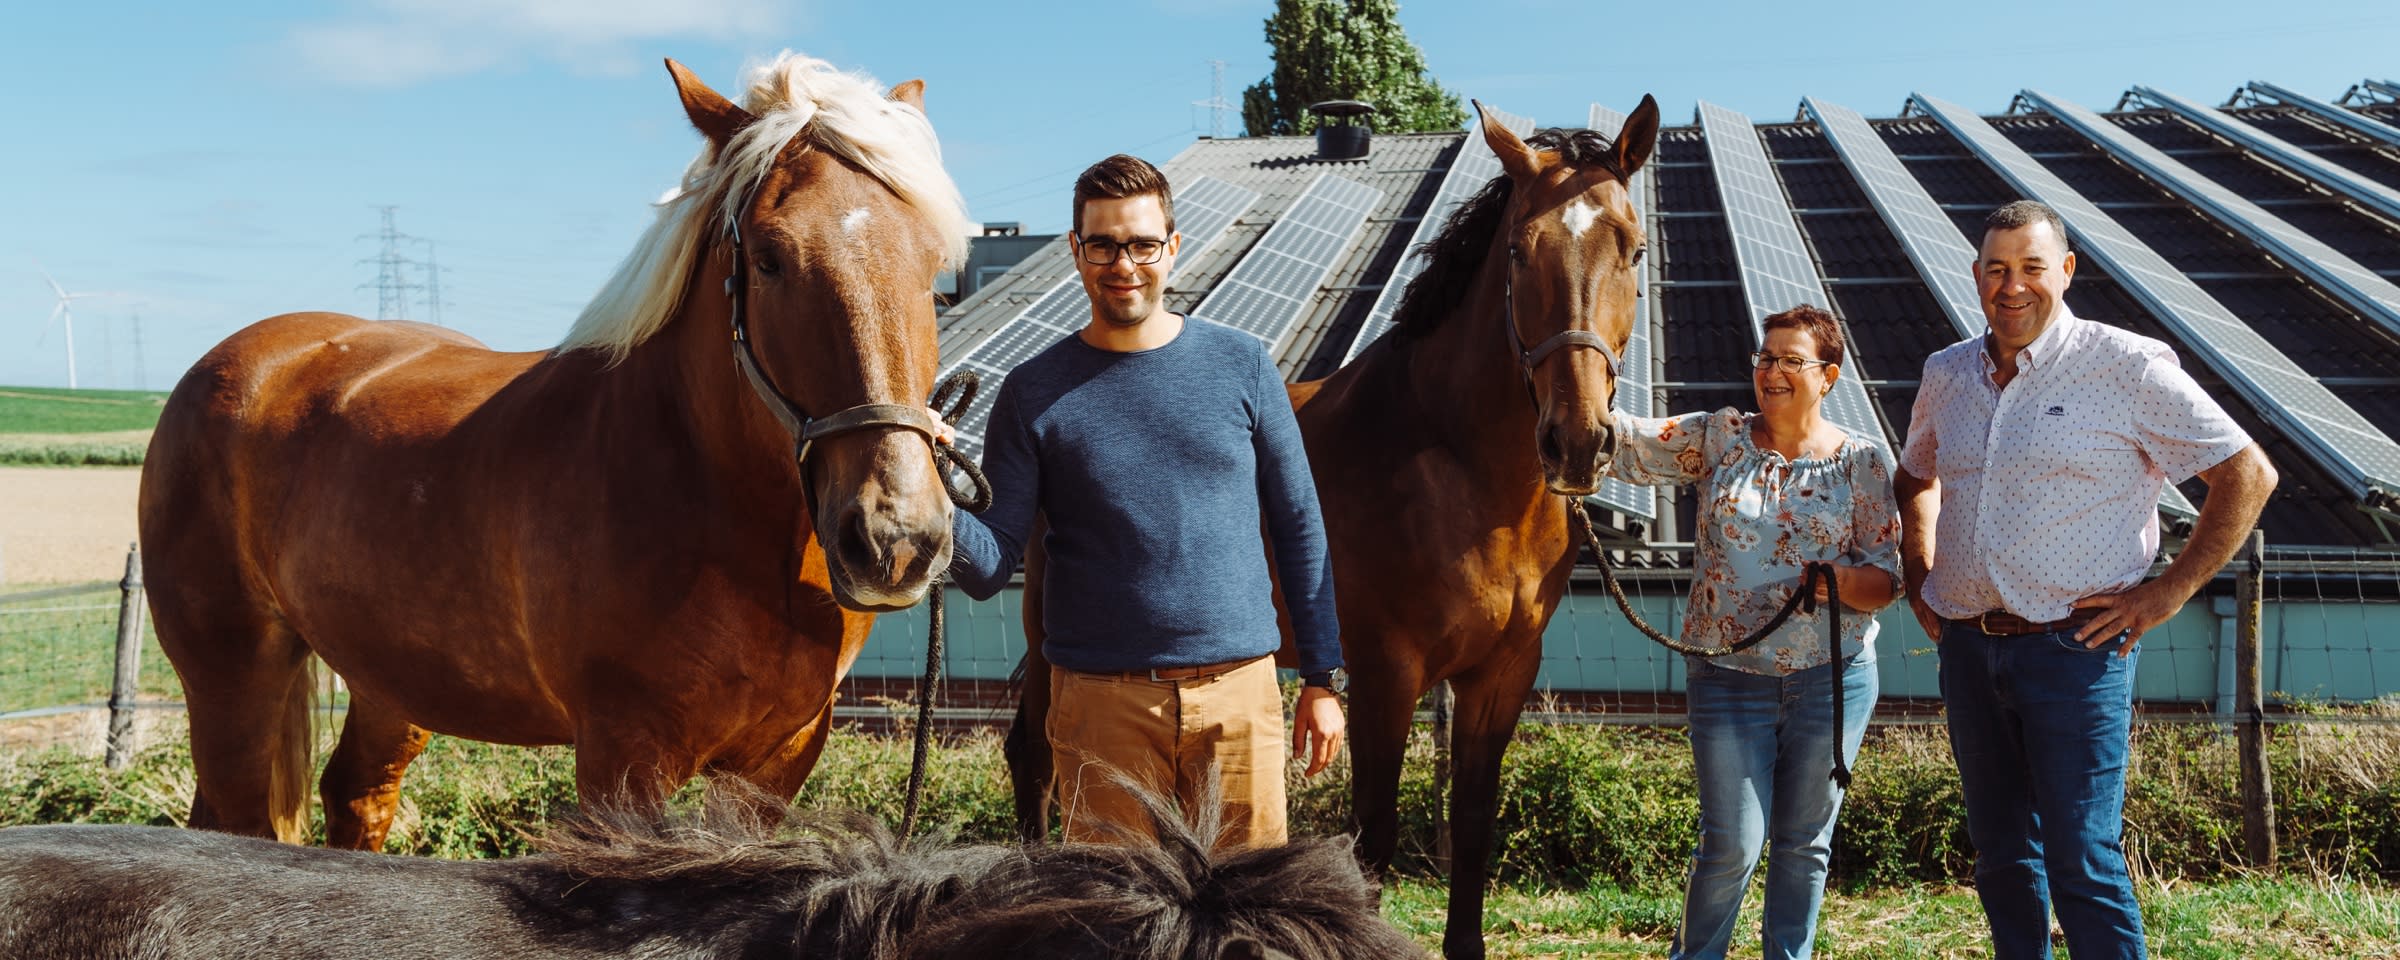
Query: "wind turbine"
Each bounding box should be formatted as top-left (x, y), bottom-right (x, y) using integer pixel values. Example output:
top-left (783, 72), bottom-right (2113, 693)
top-left (36, 265), bottom-right (114, 390)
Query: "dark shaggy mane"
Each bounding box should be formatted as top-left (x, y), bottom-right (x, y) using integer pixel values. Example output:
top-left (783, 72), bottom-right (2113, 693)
top-left (528, 779), bottom-right (1430, 960)
top-left (1389, 127), bottom-right (1625, 342)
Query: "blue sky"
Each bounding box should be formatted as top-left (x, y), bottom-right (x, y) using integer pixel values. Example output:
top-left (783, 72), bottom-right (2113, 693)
top-left (3, 0), bottom-right (2393, 391)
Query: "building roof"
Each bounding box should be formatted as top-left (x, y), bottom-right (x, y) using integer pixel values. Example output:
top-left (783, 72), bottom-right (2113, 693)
top-left (936, 86), bottom-right (2400, 550)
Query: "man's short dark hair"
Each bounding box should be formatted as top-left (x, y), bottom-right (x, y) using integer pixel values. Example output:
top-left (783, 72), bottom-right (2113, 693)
top-left (1762, 303), bottom-right (1846, 368)
top-left (1072, 154), bottom-right (1176, 236)
top-left (1984, 200), bottom-right (2069, 251)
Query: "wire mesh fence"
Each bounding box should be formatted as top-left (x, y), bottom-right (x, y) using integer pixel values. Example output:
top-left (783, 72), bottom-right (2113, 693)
top-left (5, 543), bottom-right (2395, 752)
top-left (0, 583), bottom-right (133, 719)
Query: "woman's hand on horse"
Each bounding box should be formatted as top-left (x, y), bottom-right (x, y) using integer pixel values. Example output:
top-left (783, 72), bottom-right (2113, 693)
top-left (1293, 686), bottom-right (1346, 778)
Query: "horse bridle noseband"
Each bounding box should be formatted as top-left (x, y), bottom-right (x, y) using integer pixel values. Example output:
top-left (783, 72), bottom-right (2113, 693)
top-left (1501, 245), bottom-right (1625, 461)
top-left (721, 194), bottom-right (988, 512)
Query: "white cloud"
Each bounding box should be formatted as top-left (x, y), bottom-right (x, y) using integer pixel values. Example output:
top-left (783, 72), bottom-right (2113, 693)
top-left (287, 0), bottom-right (796, 87)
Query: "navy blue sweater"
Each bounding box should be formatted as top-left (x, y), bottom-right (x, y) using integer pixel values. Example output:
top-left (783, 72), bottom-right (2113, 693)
top-left (948, 318), bottom-right (1341, 675)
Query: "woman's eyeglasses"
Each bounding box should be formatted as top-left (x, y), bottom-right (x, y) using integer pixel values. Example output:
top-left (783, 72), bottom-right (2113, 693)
top-left (1751, 352), bottom-right (1833, 374)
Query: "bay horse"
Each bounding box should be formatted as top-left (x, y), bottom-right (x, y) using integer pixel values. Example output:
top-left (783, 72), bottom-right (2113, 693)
top-left (1004, 101), bottom-right (1659, 960)
top-left (137, 53), bottom-right (973, 849)
top-left (0, 784), bottom-right (1429, 960)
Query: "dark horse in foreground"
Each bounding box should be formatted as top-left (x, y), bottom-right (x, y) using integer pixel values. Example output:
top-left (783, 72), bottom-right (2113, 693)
top-left (1006, 101), bottom-right (1660, 959)
top-left (0, 788), bottom-right (1427, 959)
top-left (137, 54), bottom-right (974, 848)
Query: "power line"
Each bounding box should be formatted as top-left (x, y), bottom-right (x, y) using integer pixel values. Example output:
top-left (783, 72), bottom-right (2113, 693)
top-left (1194, 59), bottom-right (1233, 139)
top-left (358, 206), bottom-right (426, 321)
top-left (130, 313), bottom-right (146, 391)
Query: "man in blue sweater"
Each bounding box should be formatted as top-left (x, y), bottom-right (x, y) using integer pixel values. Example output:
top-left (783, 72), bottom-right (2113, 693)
top-left (946, 155), bottom-right (1345, 849)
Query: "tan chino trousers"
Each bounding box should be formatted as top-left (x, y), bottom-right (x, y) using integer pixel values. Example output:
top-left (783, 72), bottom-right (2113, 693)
top-left (1047, 654), bottom-right (1288, 850)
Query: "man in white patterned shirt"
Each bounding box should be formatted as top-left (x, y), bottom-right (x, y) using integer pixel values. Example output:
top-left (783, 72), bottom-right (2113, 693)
top-left (1895, 201), bottom-right (2276, 960)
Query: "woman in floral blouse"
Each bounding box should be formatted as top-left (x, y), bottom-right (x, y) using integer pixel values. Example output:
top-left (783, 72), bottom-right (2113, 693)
top-left (1610, 304), bottom-right (1902, 960)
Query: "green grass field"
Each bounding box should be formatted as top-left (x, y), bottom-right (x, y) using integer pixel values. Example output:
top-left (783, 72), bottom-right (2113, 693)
top-left (0, 387), bottom-right (167, 434)
top-left (0, 386), bottom-right (165, 465)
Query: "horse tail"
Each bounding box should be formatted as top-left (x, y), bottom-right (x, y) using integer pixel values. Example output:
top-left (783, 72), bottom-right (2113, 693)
top-left (267, 656), bottom-right (320, 843)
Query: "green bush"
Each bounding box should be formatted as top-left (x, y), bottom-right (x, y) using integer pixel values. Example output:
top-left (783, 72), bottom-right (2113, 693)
top-left (0, 431), bottom-right (149, 466)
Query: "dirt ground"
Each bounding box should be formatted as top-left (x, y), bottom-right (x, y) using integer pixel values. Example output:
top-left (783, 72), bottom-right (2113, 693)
top-left (0, 466), bottom-right (142, 585)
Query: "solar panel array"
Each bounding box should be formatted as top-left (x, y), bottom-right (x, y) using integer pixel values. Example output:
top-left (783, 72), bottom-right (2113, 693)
top-left (2026, 89), bottom-right (2400, 339)
top-left (2130, 85), bottom-right (2400, 226)
top-left (1582, 103), bottom-right (1658, 521)
top-left (939, 175), bottom-right (1260, 463)
top-left (1696, 100), bottom-right (1888, 446)
top-left (1809, 96), bottom-right (2200, 521)
top-left (1340, 110), bottom-right (1536, 364)
top-left (1193, 173), bottom-right (1383, 351)
top-left (2248, 80), bottom-right (2400, 150)
top-left (2365, 79), bottom-right (2400, 103)
top-left (1914, 92), bottom-right (2400, 500)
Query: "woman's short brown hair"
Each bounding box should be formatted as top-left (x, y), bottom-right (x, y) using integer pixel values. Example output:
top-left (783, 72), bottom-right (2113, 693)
top-left (1761, 303), bottom-right (1845, 368)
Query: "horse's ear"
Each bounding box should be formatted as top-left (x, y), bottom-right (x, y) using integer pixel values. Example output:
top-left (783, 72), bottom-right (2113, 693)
top-left (888, 78), bottom-right (927, 111)
top-left (1215, 937), bottom-right (1298, 960)
top-left (666, 58), bottom-right (754, 150)
top-left (1475, 99), bottom-right (1539, 182)
top-left (1611, 94), bottom-right (1661, 179)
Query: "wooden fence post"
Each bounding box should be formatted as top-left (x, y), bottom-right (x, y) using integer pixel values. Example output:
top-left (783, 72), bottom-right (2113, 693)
top-left (105, 543), bottom-right (146, 770)
top-left (2234, 529), bottom-right (2276, 868)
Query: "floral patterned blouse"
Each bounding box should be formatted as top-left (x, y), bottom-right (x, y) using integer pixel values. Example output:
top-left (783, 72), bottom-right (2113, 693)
top-left (1609, 409), bottom-right (1903, 676)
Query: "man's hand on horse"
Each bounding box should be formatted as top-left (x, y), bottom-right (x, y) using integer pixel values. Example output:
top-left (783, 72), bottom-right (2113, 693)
top-left (2071, 581), bottom-right (2182, 656)
top-left (1293, 686), bottom-right (1346, 778)
top-left (924, 406), bottom-right (956, 446)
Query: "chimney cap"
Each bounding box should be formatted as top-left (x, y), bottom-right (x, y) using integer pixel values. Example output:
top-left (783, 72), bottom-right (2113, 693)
top-left (1307, 100), bottom-right (1376, 122)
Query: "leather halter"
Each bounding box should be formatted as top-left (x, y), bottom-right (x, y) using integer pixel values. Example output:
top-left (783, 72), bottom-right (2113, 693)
top-left (1502, 245), bottom-right (1626, 457)
top-left (722, 192), bottom-right (949, 468)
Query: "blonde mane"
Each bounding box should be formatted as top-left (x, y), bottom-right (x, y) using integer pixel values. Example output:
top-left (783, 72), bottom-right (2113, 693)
top-left (559, 52), bottom-right (973, 363)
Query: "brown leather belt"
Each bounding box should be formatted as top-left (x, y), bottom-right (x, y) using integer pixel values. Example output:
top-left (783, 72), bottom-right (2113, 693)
top-left (1954, 608), bottom-right (2103, 636)
top-left (1075, 656), bottom-right (1260, 683)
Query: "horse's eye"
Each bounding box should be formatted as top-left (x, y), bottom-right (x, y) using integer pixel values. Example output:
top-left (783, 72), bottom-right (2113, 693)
top-left (1509, 243), bottom-right (1526, 266)
top-left (753, 254), bottom-right (783, 277)
top-left (1632, 244), bottom-right (1647, 266)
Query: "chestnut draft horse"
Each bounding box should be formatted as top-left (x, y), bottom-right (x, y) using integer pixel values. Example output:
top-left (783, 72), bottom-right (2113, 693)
top-left (1004, 101), bottom-right (1659, 960)
top-left (138, 54), bottom-right (974, 848)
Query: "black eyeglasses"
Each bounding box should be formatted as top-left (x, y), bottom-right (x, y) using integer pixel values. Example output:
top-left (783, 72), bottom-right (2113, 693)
top-left (1076, 236), bottom-right (1169, 265)
top-left (1751, 352), bottom-right (1833, 373)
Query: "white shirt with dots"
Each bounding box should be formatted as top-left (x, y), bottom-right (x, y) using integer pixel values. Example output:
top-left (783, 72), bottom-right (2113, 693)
top-left (1899, 308), bottom-right (2250, 623)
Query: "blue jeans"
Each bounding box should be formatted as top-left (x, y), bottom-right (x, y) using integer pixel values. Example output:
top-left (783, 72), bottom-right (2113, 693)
top-left (1940, 621), bottom-right (2146, 959)
top-left (1671, 651), bottom-right (1878, 960)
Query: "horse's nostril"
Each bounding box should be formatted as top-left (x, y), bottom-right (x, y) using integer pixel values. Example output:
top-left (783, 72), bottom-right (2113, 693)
top-left (1538, 426), bottom-right (1565, 466)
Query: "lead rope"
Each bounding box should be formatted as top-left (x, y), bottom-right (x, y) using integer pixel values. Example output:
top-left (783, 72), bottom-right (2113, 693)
top-left (1569, 498), bottom-right (1850, 786)
top-left (900, 372), bottom-right (988, 840)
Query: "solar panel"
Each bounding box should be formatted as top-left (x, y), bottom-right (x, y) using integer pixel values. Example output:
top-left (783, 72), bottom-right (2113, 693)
top-left (2025, 89), bottom-right (2400, 340)
top-left (1193, 173), bottom-right (1383, 352)
top-left (1805, 98), bottom-right (1984, 339)
top-left (2364, 79), bottom-right (2400, 103)
top-left (1696, 100), bottom-right (1889, 447)
top-left (940, 175), bottom-right (1261, 462)
top-left (2246, 80), bottom-right (2400, 150)
top-left (2128, 85), bottom-right (2400, 227)
top-left (1808, 96), bottom-right (2199, 521)
top-left (1914, 92), bottom-right (2400, 501)
top-left (1580, 103), bottom-right (1657, 521)
top-left (1340, 112), bottom-right (1537, 364)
